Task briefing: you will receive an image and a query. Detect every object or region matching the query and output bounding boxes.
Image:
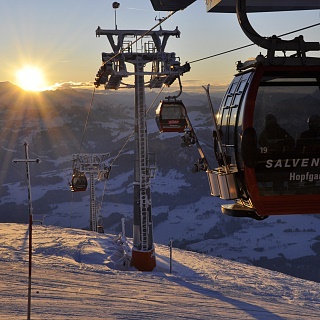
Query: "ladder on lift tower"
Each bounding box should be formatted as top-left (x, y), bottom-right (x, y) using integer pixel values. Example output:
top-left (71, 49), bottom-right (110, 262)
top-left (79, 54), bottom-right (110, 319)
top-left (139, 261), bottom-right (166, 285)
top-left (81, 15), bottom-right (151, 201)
top-left (138, 75), bottom-right (149, 251)
top-left (90, 172), bottom-right (97, 232)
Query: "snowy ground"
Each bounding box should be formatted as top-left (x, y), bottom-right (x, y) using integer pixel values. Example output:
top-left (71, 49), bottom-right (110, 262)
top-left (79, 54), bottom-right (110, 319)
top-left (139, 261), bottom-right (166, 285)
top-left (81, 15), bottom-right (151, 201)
top-left (0, 223), bottom-right (319, 320)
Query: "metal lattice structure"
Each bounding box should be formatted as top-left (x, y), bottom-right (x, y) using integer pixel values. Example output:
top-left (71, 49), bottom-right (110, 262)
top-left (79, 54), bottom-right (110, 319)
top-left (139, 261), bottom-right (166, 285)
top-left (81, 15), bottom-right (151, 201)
top-left (94, 24), bottom-right (189, 271)
top-left (72, 153), bottom-right (110, 232)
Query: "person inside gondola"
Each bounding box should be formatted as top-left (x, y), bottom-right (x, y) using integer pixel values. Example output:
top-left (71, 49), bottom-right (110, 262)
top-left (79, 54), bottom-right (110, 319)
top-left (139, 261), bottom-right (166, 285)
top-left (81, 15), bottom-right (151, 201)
top-left (259, 114), bottom-right (295, 194)
top-left (259, 113), bottom-right (295, 153)
top-left (295, 115), bottom-right (320, 191)
top-left (296, 114), bottom-right (320, 153)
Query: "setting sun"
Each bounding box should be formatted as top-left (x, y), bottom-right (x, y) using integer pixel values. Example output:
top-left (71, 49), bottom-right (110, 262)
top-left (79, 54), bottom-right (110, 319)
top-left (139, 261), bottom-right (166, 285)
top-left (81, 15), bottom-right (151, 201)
top-left (16, 66), bottom-right (46, 91)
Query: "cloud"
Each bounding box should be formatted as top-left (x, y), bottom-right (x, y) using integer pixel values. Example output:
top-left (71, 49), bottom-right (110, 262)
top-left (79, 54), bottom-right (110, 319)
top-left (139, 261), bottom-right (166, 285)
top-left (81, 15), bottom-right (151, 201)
top-left (162, 79), bottom-right (229, 93)
top-left (47, 81), bottom-right (94, 91)
top-left (127, 7), bottom-right (148, 11)
top-left (46, 80), bottom-right (229, 94)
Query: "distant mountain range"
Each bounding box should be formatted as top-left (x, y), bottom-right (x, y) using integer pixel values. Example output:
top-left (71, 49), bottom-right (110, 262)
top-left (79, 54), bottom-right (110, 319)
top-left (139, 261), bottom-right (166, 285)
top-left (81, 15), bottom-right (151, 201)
top-left (0, 81), bottom-right (319, 283)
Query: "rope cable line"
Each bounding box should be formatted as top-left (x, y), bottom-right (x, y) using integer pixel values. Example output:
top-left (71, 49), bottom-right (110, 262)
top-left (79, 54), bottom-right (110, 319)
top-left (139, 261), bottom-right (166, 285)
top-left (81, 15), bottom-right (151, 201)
top-left (96, 85), bottom-right (165, 215)
top-left (71, 5), bottom-right (320, 211)
top-left (71, 17), bottom-right (320, 174)
top-left (77, 14), bottom-right (320, 218)
top-left (188, 22), bottom-right (320, 64)
top-left (79, 10), bottom-right (178, 154)
top-left (75, 10), bottom-right (178, 218)
top-left (78, 86), bottom-right (96, 154)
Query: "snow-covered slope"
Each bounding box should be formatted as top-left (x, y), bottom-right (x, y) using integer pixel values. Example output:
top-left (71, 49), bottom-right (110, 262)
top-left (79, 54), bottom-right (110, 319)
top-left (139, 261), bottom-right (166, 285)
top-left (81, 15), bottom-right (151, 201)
top-left (0, 223), bottom-right (319, 320)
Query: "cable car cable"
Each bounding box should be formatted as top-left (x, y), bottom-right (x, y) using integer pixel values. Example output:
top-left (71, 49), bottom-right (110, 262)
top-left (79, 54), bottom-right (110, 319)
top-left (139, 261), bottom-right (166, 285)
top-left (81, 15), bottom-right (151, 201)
top-left (78, 86), bottom-right (96, 154)
top-left (69, 10), bottom-right (178, 218)
top-left (80, 10), bottom-right (178, 153)
top-left (86, 10), bottom-right (186, 216)
top-left (88, 16), bottom-right (320, 164)
top-left (76, 9), bottom-right (177, 212)
top-left (109, 85), bottom-right (165, 168)
top-left (188, 22), bottom-right (320, 65)
top-left (96, 85), bottom-right (166, 216)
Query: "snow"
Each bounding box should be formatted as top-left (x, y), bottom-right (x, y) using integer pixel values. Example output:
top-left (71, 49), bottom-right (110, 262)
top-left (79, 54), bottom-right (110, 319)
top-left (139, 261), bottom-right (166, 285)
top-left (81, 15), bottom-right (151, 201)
top-left (188, 214), bottom-right (320, 262)
top-left (0, 223), bottom-right (319, 319)
top-left (154, 197), bottom-right (223, 244)
top-left (152, 169), bottom-right (191, 194)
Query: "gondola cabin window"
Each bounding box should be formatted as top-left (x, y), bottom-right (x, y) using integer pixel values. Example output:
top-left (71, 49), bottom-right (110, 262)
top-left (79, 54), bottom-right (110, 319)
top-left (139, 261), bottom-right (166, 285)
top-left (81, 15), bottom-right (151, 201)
top-left (161, 105), bottom-right (185, 120)
top-left (217, 72), bottom-right (251, 166)
top-left (253, 72), bottom-right (320, 197)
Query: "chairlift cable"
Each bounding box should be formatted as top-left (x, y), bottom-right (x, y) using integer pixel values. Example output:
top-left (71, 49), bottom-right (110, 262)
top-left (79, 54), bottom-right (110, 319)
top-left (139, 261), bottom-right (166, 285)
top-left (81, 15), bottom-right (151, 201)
top-left (87, 10), bottom-right (180, 216)
top-left (109, 85), bottom-right (165, 167)
top-left (77, 8), bottom-right (175, 214)
top-left (79, 10), bottom-right (177, 152)
top-left (188, 22), bottom-right (320, 64)
top-left (69, 10), bottom-right (182, 219)
top-left (78, 86), bottom-right (96, 154)
top-left (68, 86), bottom-right (95, 220)
top-left (278, 21), bottom-right (320, 38)
top-left (96, 85), bottom-right (165, 215)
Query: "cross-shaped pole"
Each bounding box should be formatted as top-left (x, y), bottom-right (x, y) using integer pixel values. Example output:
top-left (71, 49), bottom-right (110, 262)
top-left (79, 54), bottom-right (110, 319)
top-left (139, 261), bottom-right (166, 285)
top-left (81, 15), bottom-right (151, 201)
top-left (13, 142), bottom-right (41, 320)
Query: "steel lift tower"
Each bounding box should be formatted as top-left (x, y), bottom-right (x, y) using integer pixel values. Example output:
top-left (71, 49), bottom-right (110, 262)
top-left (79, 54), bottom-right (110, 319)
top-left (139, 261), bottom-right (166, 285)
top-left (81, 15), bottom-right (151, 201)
top-left (71, 153), bottom-right (110, 232)
top-left (94, 17), bottom-right (189, 270)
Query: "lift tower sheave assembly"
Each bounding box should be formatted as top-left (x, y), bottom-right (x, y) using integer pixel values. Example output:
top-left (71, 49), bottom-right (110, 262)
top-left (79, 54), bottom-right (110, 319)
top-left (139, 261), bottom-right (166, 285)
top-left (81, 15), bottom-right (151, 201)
top-left (95, 16), bottom-right (189, 271)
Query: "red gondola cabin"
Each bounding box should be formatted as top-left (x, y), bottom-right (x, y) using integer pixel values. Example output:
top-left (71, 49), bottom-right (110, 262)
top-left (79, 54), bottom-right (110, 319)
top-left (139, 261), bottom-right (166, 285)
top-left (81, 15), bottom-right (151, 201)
top-left (155, 100), bottom-right (187, 133)
top-left (70, 173), bottom-right (88, 192)
top-left (212, 62), bottom-right (320, 218)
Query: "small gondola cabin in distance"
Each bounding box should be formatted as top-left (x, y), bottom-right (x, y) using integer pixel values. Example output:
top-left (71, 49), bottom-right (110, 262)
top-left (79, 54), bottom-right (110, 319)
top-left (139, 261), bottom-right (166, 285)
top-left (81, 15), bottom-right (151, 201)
top-left (150, 0), bottom-right (320, 220)
top-left (155, 100), bottom-right (188, 133)
top-left (70, 172), bottom-right (88, 192)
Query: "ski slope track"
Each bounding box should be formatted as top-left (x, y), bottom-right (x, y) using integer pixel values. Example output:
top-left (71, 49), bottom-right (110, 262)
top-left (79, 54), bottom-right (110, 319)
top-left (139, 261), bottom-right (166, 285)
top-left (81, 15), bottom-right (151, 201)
top-left (0, 223), bottom-right (318, 320)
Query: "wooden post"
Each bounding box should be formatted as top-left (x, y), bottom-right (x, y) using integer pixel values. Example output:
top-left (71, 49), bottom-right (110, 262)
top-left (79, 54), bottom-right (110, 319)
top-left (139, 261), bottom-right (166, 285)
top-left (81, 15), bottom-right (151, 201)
top-left (169, 239), bottom-right (173, 274)
top-left (13, 142), bottom-right (41, 320)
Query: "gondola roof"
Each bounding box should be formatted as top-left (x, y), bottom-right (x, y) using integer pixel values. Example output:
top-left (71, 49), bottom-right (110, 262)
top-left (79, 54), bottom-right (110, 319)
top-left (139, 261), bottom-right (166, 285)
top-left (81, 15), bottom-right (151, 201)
top-left (150, 0), bottom-right (320, 13)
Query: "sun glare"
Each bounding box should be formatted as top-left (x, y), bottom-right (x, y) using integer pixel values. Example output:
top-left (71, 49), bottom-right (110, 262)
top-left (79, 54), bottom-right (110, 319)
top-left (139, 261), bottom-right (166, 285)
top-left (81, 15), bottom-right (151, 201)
top-left (16, 66), bottom-right (46, 91)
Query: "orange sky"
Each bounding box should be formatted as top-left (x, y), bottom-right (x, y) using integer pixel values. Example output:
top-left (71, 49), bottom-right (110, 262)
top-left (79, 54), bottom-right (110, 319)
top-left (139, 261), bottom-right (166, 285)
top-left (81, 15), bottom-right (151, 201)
top-left (1, 1), bottom-right (319, 92)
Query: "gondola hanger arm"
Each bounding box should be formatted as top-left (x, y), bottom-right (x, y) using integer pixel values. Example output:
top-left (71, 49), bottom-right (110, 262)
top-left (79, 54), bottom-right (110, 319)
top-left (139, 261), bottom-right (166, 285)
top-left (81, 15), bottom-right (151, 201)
top-left (236, 0), bottom-right (320, 56)
top-left (165, 76), bottom-right (183, 101)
